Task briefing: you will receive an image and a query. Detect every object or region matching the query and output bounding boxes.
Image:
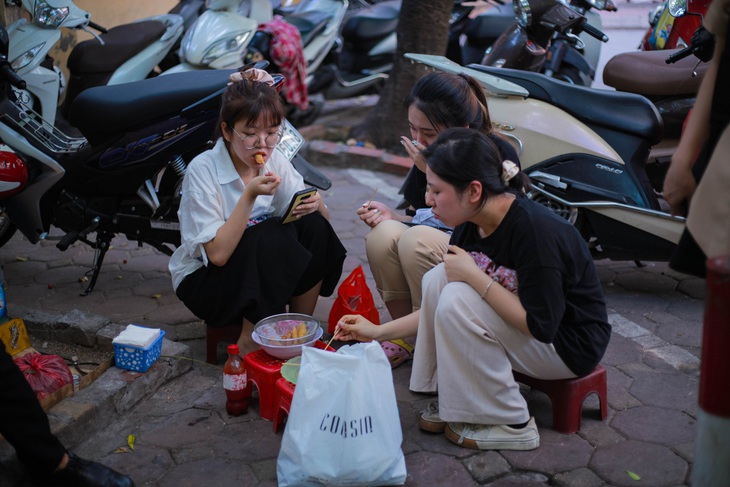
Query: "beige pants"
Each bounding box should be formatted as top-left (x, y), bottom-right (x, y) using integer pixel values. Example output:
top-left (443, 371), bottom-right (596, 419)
top-left (410, 264), bottom-right (576, 425)
top-left (365, 220), bottom-right (449, 310)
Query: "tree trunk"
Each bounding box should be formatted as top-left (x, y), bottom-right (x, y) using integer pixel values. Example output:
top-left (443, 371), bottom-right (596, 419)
top-left (350, 0), bottom-right (453, 151)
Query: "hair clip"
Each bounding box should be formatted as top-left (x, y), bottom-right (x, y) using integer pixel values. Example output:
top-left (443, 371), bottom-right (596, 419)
top-left (501, 160), bottom-right (519, 183)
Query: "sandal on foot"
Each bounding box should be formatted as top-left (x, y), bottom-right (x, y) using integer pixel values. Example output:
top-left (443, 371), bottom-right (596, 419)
top-left (381, 339), bottom-right (413, 369)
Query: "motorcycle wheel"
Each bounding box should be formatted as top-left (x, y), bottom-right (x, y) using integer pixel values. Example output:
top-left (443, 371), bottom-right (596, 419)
top-left (0, 212), bottom-right (18, 249)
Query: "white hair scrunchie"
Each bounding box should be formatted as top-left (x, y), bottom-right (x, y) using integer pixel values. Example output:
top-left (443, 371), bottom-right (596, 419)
top-left (228, 67), bottom-right (276, 86)
top-left (501, 160), bottom-right (519, 184)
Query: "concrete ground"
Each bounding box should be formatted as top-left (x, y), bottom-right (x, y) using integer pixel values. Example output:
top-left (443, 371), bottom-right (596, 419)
top-left (1, 1), bottom-right (715, 485)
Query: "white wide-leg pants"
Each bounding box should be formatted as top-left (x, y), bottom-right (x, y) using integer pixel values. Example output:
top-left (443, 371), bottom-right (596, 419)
top-left (409, 264), bottom-right (576, 425)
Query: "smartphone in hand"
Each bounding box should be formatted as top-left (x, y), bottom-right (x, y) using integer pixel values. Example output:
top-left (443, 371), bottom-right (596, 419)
top-left (281, 187), bottom-right (317, 224)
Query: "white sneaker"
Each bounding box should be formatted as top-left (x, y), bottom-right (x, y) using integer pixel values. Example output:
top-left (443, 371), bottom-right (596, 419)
top-left (418, 400), bottom-right (446, 433)
top-left (445, 417), bottom-right (540, 451)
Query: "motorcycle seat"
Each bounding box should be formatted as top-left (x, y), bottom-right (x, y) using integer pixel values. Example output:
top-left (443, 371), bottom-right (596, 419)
top-left (69, 69), bottom-right (234, 143)
top-left (67, 21), bottom-right (167, 75)
top-left (285, 11), bottom-right (333, 48)
top-left (342, 0), bottom-right (400, 43)
top-left (602, 49), bottom-right (707, 97)
top-left (467, 64), bottom-right (663, 146)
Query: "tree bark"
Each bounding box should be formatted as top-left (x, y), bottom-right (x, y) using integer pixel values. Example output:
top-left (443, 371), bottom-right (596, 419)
top-left (350, 0), bottom-right (453, 151)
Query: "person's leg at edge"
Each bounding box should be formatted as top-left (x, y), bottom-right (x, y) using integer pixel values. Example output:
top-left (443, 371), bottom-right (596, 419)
top-left (0, 347), bottom-right (134, 486)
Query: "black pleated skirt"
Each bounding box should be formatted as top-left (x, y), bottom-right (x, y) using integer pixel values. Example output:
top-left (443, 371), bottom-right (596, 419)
top-left (176, 212), bottom-right (346, 327)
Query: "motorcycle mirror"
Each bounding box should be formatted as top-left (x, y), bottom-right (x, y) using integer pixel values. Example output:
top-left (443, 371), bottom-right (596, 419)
top-left (514, 0), bottom-right (555, 27)
top-left (667, 0), bottom-right (687, 18)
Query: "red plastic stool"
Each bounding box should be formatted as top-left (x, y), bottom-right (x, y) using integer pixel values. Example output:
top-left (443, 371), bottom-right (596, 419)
top-left (243, 341), bottom-right (334, 422)
top-left (513, 364), bottom-right (608, 434)
top-left (243, 350), bottom-right (287, 421)
top-left (273, 377), bottom-right (296, 433)
top-left (206, 323), bottom-right (241, 365)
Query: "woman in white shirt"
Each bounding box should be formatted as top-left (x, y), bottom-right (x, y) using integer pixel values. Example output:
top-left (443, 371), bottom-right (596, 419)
top-left (169, 69), bottom-right (346, 354)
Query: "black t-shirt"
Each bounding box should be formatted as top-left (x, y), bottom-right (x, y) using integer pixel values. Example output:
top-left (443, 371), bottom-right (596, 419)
top-left (400, 132), bottom-right (520, 211)
top-left (450, 197), bottom-right (611, 377)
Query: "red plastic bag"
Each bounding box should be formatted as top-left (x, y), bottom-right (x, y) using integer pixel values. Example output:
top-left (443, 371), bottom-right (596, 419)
top-left (327, 265), bottom-right (380, 334)
top-left (14, 352), bottom-right (73, 401)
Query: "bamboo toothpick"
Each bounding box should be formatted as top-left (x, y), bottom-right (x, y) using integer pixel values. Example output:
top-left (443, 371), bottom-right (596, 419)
top-left (366, 187), bottom-right (378, 209)
top-left (325, 325), bottom-right (339, 351)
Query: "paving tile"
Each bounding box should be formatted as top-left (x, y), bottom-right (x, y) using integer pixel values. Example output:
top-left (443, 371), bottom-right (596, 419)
top-left (612, 406), bottom-right (696, 446)
top-left (590, 440), bottom-right (689, 486)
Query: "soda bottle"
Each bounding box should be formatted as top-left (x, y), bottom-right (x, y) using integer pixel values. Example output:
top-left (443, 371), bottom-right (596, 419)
top-left (223, 344), bottom-right (248, 416)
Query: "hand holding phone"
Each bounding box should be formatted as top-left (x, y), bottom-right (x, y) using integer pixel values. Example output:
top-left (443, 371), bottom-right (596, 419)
top-left (282, 187), bottom-right (318, 224)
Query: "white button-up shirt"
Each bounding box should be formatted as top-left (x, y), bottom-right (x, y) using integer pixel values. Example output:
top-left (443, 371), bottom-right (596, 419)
top-left (169, 138), bottom-right (305, 290)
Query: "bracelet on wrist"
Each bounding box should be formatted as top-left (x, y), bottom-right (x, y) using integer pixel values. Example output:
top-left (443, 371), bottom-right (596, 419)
top-left (480, 278), bottom-right (495, 300)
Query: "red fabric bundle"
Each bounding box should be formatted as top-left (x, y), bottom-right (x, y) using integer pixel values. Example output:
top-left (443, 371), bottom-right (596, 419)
top-left (258, 16), bottom-right (309, 110)
top-left (14, 352), bottom-right (73, 401)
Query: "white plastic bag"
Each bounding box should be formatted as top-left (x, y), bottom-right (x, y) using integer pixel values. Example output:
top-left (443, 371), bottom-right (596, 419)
top-left (277, 342), bottom-right (407, 486)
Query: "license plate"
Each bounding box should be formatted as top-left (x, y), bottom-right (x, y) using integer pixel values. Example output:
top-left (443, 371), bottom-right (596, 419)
top-left (276, 120), bottom-right (305, 161)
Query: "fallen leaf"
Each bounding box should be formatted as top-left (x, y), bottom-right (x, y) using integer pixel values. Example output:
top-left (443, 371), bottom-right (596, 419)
top-left (113, 447), bottom-right (130, 454)
top-left (627, 471), bottom-right (641, 481)
top-left (15, 256), bottom-right (28, 262)
top-left (127, 434), bottom-right (135, 451)
top-left (151, 294), bottom-right (162, 299)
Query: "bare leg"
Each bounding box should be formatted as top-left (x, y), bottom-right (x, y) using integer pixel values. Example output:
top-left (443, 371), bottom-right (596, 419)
top-left (237, 319), bottom-right (258, 356)
top-left (289, 280), bottom-right (323, 315)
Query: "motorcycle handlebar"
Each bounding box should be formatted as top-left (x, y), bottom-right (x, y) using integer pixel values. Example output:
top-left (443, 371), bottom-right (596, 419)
top-left (88, 21), bottom-right (108, 34)
top-left (665, 45), bottom-right (695, 64)
top-left (581, 21), bottom-right (609, 42)
top-left (1, 64), bottom-right (26, 90)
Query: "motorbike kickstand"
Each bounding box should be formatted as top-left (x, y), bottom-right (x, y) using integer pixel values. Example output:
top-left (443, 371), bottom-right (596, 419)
top-left (80, 230), bottom-right (114, 297)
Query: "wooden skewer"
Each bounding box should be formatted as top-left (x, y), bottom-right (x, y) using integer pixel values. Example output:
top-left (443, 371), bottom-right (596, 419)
top-left (324, 325), bottom-right (339, 351)
top-left (366, 187), bottom-right (378, 209)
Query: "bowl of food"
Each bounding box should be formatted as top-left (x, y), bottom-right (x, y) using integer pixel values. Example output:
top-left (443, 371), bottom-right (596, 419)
top-left (252, 313), bottom-right (322, 359)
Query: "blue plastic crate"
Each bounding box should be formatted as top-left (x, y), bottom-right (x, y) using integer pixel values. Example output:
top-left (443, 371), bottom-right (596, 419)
top-left (113, 330), bottom-right (165, 373)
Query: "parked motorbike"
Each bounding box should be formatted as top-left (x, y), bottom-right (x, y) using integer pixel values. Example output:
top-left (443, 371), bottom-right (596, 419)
top-left (447, 0), bottom-right (517, 66)
top-left (480, 0), bottom-right (611, 86)
top-left (250, 0), bottom-right (397, 101)
top-left (163, 0), bottom-right (348, 123)
top-left (162, 0), bottom-right (272, 74)
top-left (641, 0), bottom-right (711, 51)
top-left (159, 0), bottom-right (208, 72)
top-left (406, 52), bottom-right (685, 262)
top-left (6, 0), bottom-right (185, 126)
top-left (603, 0), bottom-right (714, 148)
top-left (1, 28), bottom-right (330, 295)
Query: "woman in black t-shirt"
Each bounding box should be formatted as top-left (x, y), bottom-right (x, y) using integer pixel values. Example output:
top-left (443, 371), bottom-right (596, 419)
top-left (355, 71), bottom-right (520, 369)
top-left (337, 128), bottom-right (610, 452)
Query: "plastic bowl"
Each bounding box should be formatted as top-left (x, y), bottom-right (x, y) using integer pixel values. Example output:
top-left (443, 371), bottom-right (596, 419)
top-left (252, 313), bottom-right (322, 359)
top-left (252, 326), bottom-right (323, 360)
top-left (253, 313), bottom-right (320, 346)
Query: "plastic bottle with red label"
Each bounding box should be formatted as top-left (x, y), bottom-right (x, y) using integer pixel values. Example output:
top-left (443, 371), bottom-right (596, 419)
top-left (223, 344), bottom-right (248, 416)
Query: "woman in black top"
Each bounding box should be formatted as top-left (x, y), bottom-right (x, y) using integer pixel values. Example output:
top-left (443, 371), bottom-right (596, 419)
top-left (355, 71), bottom-right (519, 368)
top-left (337, 128), bottom-right (610, 451)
